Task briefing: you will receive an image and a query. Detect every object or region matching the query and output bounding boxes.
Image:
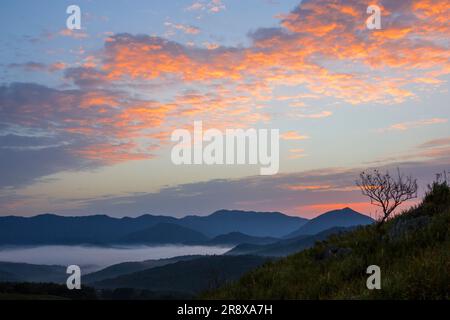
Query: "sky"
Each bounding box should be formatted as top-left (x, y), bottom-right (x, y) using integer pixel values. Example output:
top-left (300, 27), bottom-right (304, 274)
top-left (0, 0), bottom-right (449, 218)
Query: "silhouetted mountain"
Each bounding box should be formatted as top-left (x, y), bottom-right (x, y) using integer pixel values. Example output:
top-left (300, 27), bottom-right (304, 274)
top-left (207, 232), bottom-right (280, 246)
top-left (120, 223), bottom-right (208, 244)
top-left (0, 262), bottom-right (66, 283)
top-left (178, 210), bottom-right (307, 237)
top-left (84, 256), bottom-right (201, 283)
top-left (0, 210), bottom-right (307, 245)
top-left (0, 214), bottom-right (177, 245)
top-left (284, 208), bottom-right (374, 238)
top-left (226, 227), bottom-right (353, 257)
top-left (92, 255), bottom-right (270, 296)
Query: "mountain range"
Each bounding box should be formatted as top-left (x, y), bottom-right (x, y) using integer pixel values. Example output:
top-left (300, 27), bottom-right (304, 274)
top-left (0, 209), bottom-right (306, 245)
top-left (0, 207), bottom-right (377, 298)
top-left (0, 208), bottom-right (373, 245)
top-left (176, 210), bottom-right (307, 237)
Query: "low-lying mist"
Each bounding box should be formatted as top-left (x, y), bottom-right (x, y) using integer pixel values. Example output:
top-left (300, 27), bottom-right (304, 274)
top-left (0, 245), bottom-right (231, 271)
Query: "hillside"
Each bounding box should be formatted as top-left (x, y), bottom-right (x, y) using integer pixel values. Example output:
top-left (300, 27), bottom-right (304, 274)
top-left (226, 227), bottom-right (353, 257)
top-left (92, 255), bottom-right (271, 297)
top-left (284, 208), bottom-right (374, 238)
top-left (206, 180), bottom-right (450, 299)
top-left (0, 262), bottom-right (66, 283)
top-left (84, 255), bottom-right (201, 283)
top-left (207, 232), bottom-right (279, 246)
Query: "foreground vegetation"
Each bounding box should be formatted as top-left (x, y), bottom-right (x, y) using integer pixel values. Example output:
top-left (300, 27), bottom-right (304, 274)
top-left (205, 180), bottom-right (450, 299)
top-left (0, 282), bottom-right (193, 300)
top-left (0, 282), bottom-right (97, 300)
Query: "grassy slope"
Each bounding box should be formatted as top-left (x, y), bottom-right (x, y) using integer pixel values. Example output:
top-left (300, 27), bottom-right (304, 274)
top-left (206, 182), bottom-right (450, 300)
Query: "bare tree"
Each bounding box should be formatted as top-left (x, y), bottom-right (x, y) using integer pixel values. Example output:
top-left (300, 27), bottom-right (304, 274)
top-left (356, 168), bottom-right (418, 226)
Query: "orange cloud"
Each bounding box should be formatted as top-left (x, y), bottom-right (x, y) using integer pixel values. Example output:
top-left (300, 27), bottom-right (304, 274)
top-left (288, 148), bottom-right (306, 159)
top-left (94, 0), bottom-right (449, 110)
top-left (297, 111), bottom-right (332, 119)
top-left (7, 0), bottom-right (450, 170)
top-left (58, 28), bottom-right (88, 39)
top-left (75, 141), bottom-right (155, 165)
top-left (49, 62), bottom-right (67, 71)
top-left (0, 83), bottom-right (176, 165)
top-left (281, 184), bottom-right (331, 191)
top-left (379, 118), bottom-right (448, 132)
top-left (281, 131), bottom-right (309, 140)
top-left (419, 137), bottom-right (450, 149)
top-left (18, 0), bottom-right (450, 112)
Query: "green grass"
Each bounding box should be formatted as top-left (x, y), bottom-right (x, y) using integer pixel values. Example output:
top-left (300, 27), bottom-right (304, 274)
top-left (205, 181), bottom-right (450, 300)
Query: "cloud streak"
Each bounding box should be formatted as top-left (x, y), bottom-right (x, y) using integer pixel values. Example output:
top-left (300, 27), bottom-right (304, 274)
top-left (281, 131), bottom-right (309, 140)
top-left (164, 22), bottom-right (201, 35)
top-left (16, 155), bottom-right (447, 218)
top-left (379, 118), bottom-right (448, 132)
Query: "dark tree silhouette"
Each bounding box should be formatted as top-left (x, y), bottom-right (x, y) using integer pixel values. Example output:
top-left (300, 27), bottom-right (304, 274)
top-left (356, 168), bottom-right (418, 226)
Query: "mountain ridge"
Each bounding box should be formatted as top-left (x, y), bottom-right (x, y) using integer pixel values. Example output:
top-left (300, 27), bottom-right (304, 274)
top-left (0, 208), bottom-right (373, 246)
top-left (284, 207), bottom-right (374, 238)
top-left (0, 209), bottom-right (308, 245)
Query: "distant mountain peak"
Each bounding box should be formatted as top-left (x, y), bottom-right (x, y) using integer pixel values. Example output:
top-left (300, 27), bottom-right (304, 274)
top-left (284, 207), bottom-right (374, 238)
top-left (327, 207), bottom-right (356, 213)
